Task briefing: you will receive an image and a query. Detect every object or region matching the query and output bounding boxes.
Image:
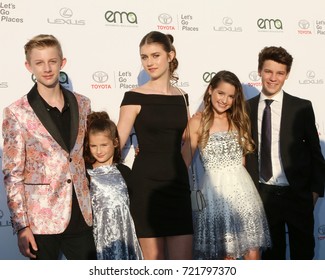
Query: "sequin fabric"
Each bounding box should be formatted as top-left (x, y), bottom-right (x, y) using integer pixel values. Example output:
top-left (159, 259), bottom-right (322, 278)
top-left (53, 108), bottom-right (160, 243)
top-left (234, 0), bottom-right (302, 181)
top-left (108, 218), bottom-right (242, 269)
top-left (87, 165), bottom-right (143, 260)
top-left (193, 131), bottom-right (271, 260)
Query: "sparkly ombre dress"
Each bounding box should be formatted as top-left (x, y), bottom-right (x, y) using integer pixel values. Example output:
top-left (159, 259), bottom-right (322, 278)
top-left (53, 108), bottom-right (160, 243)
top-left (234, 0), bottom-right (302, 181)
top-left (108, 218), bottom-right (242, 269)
top-left (87, 164), bottom-right (143, 260)
top-left (193, 131), bottom-right (271, 260)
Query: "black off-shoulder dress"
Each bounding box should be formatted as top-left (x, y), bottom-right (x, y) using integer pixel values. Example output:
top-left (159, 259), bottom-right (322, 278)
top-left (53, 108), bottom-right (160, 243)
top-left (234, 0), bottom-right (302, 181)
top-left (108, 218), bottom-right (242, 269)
top-left (120, 91), bottom-right (193, 238)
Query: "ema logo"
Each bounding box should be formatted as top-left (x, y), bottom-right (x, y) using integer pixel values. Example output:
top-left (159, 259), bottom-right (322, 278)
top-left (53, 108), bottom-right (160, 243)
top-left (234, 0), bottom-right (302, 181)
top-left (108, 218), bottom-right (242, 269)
top-left (105, 10), bottom-right (137, 25)
top-left (59, 72), bottom-right (69, 84)
top-left (257, 18), bottom-right (283, 31)
top-left (202, 72), bottom-right (217, 83)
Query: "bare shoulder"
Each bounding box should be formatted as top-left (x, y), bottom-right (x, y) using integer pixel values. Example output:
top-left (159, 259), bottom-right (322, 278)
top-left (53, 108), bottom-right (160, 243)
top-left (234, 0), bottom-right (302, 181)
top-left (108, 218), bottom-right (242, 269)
top-left (191, 111), bottom-right (202, 122)
top-left (189, 112), bottom-right (202, 131)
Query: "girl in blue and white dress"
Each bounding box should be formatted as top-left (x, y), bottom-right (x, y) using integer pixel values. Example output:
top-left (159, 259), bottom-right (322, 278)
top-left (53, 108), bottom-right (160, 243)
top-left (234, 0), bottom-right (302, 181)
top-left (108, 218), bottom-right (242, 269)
top-left (84, 111), bottom-right (143, 260)
top-left (182, 70), bottom-right (271, 260)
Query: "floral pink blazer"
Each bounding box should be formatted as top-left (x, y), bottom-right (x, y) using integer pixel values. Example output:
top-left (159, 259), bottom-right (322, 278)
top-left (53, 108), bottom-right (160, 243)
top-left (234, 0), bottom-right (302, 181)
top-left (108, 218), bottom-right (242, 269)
top-left (2, 85), bottom-right (92, 234)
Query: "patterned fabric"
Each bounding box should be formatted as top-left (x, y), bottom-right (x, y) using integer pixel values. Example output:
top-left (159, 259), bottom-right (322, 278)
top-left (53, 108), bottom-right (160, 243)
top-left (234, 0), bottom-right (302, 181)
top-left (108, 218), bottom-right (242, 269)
top-left (2, 91), bottom-right (92, 234)
top-left (87, 165), bottom-right (143, 260)
top-left (193, 131), bottom-right (271, 259)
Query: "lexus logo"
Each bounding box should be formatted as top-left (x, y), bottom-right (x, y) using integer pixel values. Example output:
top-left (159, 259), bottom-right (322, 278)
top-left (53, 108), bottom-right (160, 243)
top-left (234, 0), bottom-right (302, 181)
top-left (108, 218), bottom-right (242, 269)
top-left (306, 70), bottom-right (316, 79)
top-left (60, 8), bottom-right (73, 18)
top-left (222, 17), bottom-right (233, 26)
top-left (92, 71), bottom-right (109, 83)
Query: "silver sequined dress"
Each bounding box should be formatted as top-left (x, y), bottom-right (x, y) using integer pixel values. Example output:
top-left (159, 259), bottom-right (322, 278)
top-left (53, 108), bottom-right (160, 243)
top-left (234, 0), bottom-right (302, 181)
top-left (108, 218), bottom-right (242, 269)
top-left (87, 165), bottom-right (143, 260)
top-left (193, 131), bottom-right (271, 260)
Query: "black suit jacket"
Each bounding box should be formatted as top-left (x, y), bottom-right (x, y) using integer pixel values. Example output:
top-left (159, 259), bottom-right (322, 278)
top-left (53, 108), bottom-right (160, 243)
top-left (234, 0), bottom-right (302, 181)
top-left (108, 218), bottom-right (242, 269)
top-left (246, 92), bottom-right (325, 197)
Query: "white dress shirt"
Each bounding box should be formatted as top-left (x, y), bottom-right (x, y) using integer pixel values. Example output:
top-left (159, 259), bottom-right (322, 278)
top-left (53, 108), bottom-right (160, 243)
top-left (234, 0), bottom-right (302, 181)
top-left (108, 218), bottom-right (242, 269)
top-left (258, 90), bottom-right (289, 186)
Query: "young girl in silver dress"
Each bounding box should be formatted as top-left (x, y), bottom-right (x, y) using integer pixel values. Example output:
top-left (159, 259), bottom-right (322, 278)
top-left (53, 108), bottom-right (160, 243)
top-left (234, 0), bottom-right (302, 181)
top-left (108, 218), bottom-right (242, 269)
top-left (84, 111), bottom-right (143, 260)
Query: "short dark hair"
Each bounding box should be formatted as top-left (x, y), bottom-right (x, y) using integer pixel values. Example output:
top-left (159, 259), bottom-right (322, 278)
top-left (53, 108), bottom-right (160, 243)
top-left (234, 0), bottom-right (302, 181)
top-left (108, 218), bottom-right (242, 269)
top-left (258, 46), bottom-right (293, 73)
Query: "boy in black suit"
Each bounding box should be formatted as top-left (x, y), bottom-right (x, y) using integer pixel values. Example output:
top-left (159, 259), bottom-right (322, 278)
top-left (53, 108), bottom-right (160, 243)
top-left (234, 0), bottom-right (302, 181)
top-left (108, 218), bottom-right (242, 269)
top-left (246, 46), bottom-right (325, 260)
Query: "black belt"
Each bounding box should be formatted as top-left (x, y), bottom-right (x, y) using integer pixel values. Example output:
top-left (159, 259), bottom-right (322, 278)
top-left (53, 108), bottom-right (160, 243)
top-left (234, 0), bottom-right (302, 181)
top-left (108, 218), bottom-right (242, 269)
top-left (259, 183), bottom-right (290, 196)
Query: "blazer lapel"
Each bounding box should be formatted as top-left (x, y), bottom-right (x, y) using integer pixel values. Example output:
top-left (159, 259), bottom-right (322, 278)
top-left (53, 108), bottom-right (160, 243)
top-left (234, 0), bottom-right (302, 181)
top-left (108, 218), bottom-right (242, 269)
top-left (27, 84), bottom-right (69, 152)
top-left (63, 87), bottom-right (79, 151)
top-left (279, 91), bottom-right (290, 149)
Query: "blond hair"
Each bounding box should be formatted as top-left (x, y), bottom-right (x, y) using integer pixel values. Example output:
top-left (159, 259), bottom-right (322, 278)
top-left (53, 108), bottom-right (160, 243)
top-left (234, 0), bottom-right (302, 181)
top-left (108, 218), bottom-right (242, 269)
top-left (24, 34), bottom-right (63, 62)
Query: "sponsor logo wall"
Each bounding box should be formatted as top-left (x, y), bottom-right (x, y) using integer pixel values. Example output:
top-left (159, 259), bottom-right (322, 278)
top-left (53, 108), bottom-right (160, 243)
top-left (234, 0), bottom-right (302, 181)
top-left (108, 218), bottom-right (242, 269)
top-left (0, 0), bottom-right (324, 259)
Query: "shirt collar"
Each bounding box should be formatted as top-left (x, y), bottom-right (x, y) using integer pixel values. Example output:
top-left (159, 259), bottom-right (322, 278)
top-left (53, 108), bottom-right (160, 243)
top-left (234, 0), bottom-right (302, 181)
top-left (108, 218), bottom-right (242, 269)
top-left (38, 89), bottom-right (70, 111)
top-left (260, 90), bottom-right (283, 103)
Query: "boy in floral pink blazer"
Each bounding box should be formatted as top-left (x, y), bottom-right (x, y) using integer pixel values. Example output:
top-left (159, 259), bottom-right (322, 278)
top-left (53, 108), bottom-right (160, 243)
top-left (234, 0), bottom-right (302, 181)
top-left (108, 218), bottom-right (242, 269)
top-left (2, 34), bottom-right (96, 259)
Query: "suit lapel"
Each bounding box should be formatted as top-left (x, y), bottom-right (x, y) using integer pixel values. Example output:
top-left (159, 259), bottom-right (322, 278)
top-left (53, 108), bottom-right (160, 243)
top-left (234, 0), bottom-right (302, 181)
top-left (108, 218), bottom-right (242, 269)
top-left (63, 87), bottom-right (79, 151)
top-left (27, 84), bottom-right (71, 152)
top-left (279, 92), bottom-right (290, 151)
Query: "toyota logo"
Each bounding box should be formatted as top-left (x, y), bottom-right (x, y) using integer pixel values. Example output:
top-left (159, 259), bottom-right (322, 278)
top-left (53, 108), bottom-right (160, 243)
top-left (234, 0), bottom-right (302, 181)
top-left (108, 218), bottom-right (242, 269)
top-left (158, 13), bottom-right (172, 24)
top-left (92, 71), bottom-right (109, 83)
top-left (298, 19), bottom-right (310, 29)
top-left (318, 225), bottom-right (325, 235)
top-left (249, 71), bottom-right (260, 81)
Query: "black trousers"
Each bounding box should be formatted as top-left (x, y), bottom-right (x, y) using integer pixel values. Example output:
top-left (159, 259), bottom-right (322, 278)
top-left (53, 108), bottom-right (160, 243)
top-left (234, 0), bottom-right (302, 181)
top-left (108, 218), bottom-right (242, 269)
top-left (32, 229), bottom-right (97, 260)
top-left (31, 188), bottom-right (96, 260)
top-left (259, 183), bottom-right (315, 260)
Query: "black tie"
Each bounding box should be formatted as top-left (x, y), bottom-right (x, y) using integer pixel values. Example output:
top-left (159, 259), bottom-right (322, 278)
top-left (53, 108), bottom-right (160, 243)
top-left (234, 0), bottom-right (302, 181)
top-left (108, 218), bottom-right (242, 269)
top-left (260, 99), bottom-right (274, 182)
